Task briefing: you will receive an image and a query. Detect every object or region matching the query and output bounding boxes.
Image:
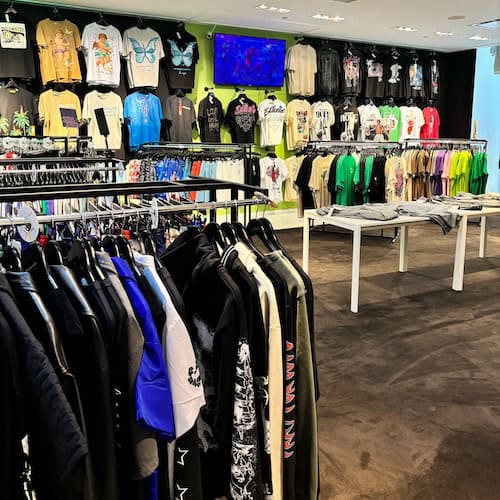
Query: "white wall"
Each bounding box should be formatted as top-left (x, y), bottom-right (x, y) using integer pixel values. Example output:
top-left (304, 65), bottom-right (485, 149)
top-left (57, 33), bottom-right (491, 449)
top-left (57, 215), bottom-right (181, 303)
top-left (471, 47), bottom-right (500, 192)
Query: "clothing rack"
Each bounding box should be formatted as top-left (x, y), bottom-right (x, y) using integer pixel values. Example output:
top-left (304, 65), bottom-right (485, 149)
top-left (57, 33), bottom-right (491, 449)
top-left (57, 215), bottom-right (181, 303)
top-left (306, 140), bottom-right (402, 150)
top-left (139, 142), bottom-right (253, 158)
top-left (403, 138), bottom-right (488, 149)
top-left (0, 156), bottom-right (119, 165)
top-left (0, 135), bottom-right (93, 156)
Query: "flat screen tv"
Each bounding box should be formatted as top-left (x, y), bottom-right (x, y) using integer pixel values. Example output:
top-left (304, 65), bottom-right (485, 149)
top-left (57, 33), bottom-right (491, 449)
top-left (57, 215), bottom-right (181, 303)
top-left (213, 33), bottom-right (286, 87)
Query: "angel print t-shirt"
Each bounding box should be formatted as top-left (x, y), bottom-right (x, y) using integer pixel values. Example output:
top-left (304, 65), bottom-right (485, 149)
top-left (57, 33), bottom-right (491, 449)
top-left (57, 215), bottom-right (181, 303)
top-left (164, 29), bottom-right (199, 90)
top-left (123, 26), bottom-right (164, 88)
top-left (82, 22), bottom-right (123, 87)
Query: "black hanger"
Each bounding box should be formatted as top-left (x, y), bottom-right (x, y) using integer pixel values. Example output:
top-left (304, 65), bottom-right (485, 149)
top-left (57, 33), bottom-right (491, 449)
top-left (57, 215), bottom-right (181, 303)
top-left (5, 78), bottom-right (18, 90)
top-left (142, 230), bottom-right (163, 269)
top-left (82, 238), bottom-right (105, 280)
top-left (246, 219), bottom-right (279, 252)
top-left (102, 234), bottom-right (119, 256)
top-left (203, 222), bottom-right (227, 256)
top-left (267, 152), bottom-right (278, 159)
top-left (50, 7), bottom-right (64, 21)
top-left (44, 240), bottom-right (64, 265)
top-left (406, 97), bottom-right (415, 106)
top-left (52, 82), bottom-right (66, 92)
top-left (66, 239), bottom-right (97, 284)
top-left (177, 21), bottom-right (186, 32)
top-left (1, 245), bottom-right (22, 271)
top-left (136, 17), bottom-right (147, 29)
top-left (116, 235), bottom-right (142, 278)
top-left (232, 222), bottom-right (264, 258)
top-left (220, 222), bottom-right (239, 245)
top-left (22, 242), bottom-right (59, 293)
top-left (175, 88), bottom-right (185, 97)
top-left (96, 12), bottom-right (110, 26)
top-left (391, 47), bottom-right (400, 59)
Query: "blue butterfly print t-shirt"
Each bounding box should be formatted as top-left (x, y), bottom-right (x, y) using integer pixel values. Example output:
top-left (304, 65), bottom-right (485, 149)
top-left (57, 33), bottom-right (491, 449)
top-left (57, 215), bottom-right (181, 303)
top-left (123, 27), bottom-right (165, 88)
top-left (164, 29), bottom-right (199, 90)
top-left (123, 92), bottom-right (163, 150)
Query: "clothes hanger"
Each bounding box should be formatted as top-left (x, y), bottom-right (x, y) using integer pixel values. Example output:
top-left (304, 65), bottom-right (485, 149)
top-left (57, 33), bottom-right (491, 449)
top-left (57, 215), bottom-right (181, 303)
top-left (136, 17), bottom-right (147, 29)
top-left (1, 245), bottom-right (22, 271)
top-left (203, 222), bottom-right (228, 256)
top-left (22, 242), bottom-right (59, 293)
top-left (96, 12), bottom-right (110, 26)
top-left (246, 219), bottom-right (279, 252)
top-left (66, 239), bottom-right (97, 284)
top-left (44, 240), bottom-right (64, 265)
top-left (50, 7), bottom-right (64, 21)
top-left (175, 88), bottom-right (185, 98)
top-left (82, 238), bottom-right (105, 280)
top-left (232, 222), bottom-right (264, 258)
top-left (116, 234), bottom-right (142, 278)
top-left (220, 222), bottom-right (239, 245)
top-left (141, 230), bottom-right (163, 269)
top-left (4, 2), bottom-right (16, 21)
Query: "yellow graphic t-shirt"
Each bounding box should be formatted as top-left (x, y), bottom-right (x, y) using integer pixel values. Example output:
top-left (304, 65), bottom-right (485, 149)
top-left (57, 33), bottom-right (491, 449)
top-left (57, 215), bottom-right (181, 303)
top-left (36, 18), bottom-right (82, 84)
top-left (38, 89), bottom-right (81, 137)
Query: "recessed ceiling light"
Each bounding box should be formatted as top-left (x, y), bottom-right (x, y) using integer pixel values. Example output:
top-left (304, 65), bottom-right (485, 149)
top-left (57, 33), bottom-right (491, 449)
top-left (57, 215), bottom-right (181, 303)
top-left (396, 26), bottom-right (418, 32)
top-left (312, 13), bottom-right (345, 21)
top-left (448, 15), bottom-right (466, 20)
top-left (471, 19), bottom-right (499, 30)
top-left (436, 31), bottom-right (454, 36)
top-left (469, 35), bottom-right (489, 41)
top-left (255, 4), bottom-right (290, 12)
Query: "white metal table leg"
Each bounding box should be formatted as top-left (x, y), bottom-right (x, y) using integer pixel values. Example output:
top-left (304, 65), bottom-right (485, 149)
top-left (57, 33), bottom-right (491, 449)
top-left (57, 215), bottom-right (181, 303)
top-left (302, 215), bottom-right (310, 274)
top-left (399, 225), bottom-right (409, 273)
top-left (452, 215), bottom-right (468, 291)
top-left (479, 216), bottom-right (488, 258)
top-left (351, 228), bottom-right (362, 313)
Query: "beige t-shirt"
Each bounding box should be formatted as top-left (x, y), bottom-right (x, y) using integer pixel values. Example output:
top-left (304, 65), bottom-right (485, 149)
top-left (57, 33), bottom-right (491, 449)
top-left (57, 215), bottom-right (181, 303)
top-left (286, 99), bottom-right (312, 150)
top-left (285, 44), bottom-right (317, 96)
top-left (284, 155), bottom-right (303, 202)
top-left (36, 18), bottom-right (82, 85)
top-left (309, 154), bottom-right (334, 208)
top-left (82, 90), bottom-right (123, 150)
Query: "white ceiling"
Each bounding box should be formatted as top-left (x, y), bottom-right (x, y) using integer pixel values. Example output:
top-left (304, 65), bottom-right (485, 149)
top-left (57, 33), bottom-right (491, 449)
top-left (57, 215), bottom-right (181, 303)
top-left (23, 0), bottom-right (500, 52)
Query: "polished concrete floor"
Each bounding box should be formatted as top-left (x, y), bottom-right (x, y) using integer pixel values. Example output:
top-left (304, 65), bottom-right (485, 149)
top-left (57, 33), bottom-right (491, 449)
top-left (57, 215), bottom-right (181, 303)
top-left (279, 220), bottom-right (500, 500)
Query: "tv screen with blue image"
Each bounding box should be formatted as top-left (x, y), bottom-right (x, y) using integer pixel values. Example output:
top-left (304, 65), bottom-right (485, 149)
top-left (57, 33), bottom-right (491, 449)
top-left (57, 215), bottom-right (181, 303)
top-left (213, 33), bottom-right (286, 87)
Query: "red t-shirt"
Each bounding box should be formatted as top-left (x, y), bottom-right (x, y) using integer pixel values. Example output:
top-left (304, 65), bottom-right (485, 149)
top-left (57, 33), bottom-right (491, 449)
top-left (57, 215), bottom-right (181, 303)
top-left (420, 106), bottom-right (440, 139)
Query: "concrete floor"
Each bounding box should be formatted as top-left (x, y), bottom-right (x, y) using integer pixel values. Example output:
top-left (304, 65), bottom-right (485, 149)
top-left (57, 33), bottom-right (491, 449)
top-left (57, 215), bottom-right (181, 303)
top-left (278, 220), bottom-right (500, 500)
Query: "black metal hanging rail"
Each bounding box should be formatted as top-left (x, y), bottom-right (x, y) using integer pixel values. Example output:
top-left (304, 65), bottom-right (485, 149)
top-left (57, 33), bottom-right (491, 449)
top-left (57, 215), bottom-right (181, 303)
top-left (403, 138), bottom-right (488, 148)
top-left (0, 156), bottom-right (119, 165)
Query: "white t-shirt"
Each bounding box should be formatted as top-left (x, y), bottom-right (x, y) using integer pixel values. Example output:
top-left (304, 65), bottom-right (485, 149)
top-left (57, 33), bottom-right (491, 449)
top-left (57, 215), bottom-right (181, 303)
top-left (123, 27), bottom-right (164, 88)
top-left (82, 23), bottom-right (123, 87)
top-left (260, 156), bottom-right (288, 203)
top-left (257, 98), bottom-right (286, 147)
top-left (285, 44), bottom-right (317, 96)
top-left (399, 105), bottom-right (425, 140)
top-left (358, 104), bottom-right (382, 141)
top-left (311, 101), bottom-right (335, 141)
top-left (82, 90), bottom-right (123, 150)
top-left (134, 252), bottom-right (205, 439)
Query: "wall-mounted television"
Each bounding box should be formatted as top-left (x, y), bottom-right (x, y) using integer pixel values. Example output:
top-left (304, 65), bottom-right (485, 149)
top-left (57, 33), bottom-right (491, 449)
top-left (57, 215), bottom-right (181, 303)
top-left (213, 33), bottom-right (286, 87)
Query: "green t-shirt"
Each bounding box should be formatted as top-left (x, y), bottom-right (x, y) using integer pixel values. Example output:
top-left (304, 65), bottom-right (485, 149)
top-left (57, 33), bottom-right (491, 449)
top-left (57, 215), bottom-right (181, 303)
top-left (336, 154), bottom-right (357, 206)
top-left (378, 105), bottom-right (402, 142)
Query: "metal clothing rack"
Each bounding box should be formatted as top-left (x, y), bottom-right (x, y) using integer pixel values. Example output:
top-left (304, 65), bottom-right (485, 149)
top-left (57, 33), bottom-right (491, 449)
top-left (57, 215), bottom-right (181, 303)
top-left (403, 138), bottom-right (488, 149)
top-left (305, 140), bottom-right (402, 152)
top-left (138, 142), bottom-right (254, 160)
top-left (0, 135), bottom-right (94, 156)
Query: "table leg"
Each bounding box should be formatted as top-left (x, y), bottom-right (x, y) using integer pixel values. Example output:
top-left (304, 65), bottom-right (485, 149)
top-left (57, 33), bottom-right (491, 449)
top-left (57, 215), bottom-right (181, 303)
top-left (399, 225), bottom-right (409, 273)
top-left (351, 228), bottom-right (362, 314)
top-left (452, 215), bottom-right (468, 291)
top-left (302, 216), bottom-right (310, 274)
top-left (479, 216), bottom-right (488, 258)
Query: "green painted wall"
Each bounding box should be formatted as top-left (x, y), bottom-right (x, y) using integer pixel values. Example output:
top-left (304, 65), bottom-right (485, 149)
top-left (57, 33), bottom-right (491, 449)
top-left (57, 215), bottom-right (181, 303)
top-left (186, 23), bottom-right (295, 159)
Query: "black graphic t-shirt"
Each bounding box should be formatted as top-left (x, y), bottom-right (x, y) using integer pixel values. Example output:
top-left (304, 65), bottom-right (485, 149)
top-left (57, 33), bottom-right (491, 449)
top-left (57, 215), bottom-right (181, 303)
top-left (225, 96), bottom-right (258, 144)
top-left (0, 18), bottom-right (36, 79)
top-left (0, 86), bottom-right (37, 135)
top-left (384, 55), bottom-right (404, 98)
top-left (427, 57), bottom-right (440, 98)
top-left (164, 29), bottom-right (199, 91)
top-left (404, 56), bottom-right (426, 98)
top-left (365, 58), bottom-right (385, 98)
top-left (341, 49), bottom-right (363, 96)
top-left (333, 104), bottom-right (360, 141)
top-left (198, 95), bottom-right (224, 143)
top-left (316, 47), bottom-right (340, 97)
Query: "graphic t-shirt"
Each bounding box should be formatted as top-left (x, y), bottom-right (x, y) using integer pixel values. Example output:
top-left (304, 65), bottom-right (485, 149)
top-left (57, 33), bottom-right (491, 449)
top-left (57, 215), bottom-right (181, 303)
top-left (421, 106), bottom-right (440, 139)
top-left (123, 27), bottom-right (164, 88)
top-left (286, 99), bottom-right (312, 150)
top-left (165, 95), bottom-right (196, 143)
top-left (399, 105), bottom-right (425, 140)
top-left (257, 98), bottom-right (286, 147)
top-left (38, 89), bottom-right (81, 137)
top-left (384, 56), bottom-right (404, 98)
top-left (123, 91), bottom-right (163, 150)
top-left (81, 23), bottom-right (123, 87)
top-left (164, 29), bottom-right (199, 91)
top-left (365, 59), bottom-right (385, 98)
top-left (341, 49), bottom-right (363, 96)
top-left (0, 87), bottom-right (37, 136)
top-left (335, 104), bottom-right (359, 141)
top-left (36, 18), bottom-right (82, 85)
top-left (316, 48), bottom-right (340, 97)
top-left (198, 95), bottom-right (224, 143)
top-left (407, 60), bottom-right (425, 97)
top-left (310, 101), bottom-right (335, 141)
top-left (285, 44), bottom-right (317, 97)
top-left (358, 104), bottom-right (383, 141)
top-left (378, 105), bottom-right (402, 142)
top-left (0, 19), bottom-right (36, 79)
top-left (428, 58), bottom-right (440, 98)
top-left (259, 156), bottom-right (288, 203)
top-left (225, 96), bottom-right (258, 144)
top-left (82, 90), bottom-right (123, 150)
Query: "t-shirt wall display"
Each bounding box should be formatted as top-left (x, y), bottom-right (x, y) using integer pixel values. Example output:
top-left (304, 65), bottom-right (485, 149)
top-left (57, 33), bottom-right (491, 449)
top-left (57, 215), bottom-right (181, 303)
top-left (198, 94), bottom-right (224, 143)
top-left (341, 47), bottom-right (363, 96)
top-left (286, 98), bottom-right (312, 150)
top-left (257, 97), bottom-right (287, 147)
top-left (316, 47), bottom-right (340, 97)
top-left (225, 95), bottom-right (258, 144)
top-left (38, 88), bottom-right (81, 137)
top-left (164, 94), bottom-right (196, 143)
top-left (365, 58), bottom-right (385, 98)
top-left (285, 43), bottom-right (317, 97)
top-left (399, 105), bottom-right (425, 140)
top-left (378, 104), bottom-right (402, 142)
top-left (0, 18), bottom-right (36, 79)
top-left (81, 22), bottom-right (123, 87)
top-left (385, 52), bottom-right (404, 98)
top-left (310, 100), bottom-right (335, 141)
top-left (164, 27), bottom-right (199, 91)
top-left (0, 86), bottom-right (37, 135)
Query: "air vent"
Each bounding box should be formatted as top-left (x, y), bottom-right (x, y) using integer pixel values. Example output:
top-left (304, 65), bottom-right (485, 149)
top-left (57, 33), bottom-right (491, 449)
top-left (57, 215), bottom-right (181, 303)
top-left (331, 0), bottom-right (357, 3)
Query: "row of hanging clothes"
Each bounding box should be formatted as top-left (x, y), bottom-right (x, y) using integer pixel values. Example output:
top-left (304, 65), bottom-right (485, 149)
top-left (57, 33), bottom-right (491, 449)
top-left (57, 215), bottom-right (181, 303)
top-left (291, 141), bottom-right (403, 214)
top-left (1, 198), bottom-right (318, 500)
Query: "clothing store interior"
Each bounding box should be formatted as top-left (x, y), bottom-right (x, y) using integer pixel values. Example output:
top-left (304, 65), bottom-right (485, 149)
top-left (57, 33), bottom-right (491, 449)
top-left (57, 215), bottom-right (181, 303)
top-left (0, 0), bottom-right (499, 498)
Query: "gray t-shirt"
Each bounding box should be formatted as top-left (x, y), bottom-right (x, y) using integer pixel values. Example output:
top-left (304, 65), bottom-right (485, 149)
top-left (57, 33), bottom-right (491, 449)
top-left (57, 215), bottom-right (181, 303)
top-left (165, 95), bottom-right (196, 143)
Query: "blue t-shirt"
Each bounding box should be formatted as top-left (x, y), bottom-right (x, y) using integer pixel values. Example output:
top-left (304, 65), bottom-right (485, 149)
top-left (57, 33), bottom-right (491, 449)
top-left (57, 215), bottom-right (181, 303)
top-left (123, 92), bottom-right (163, 150)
